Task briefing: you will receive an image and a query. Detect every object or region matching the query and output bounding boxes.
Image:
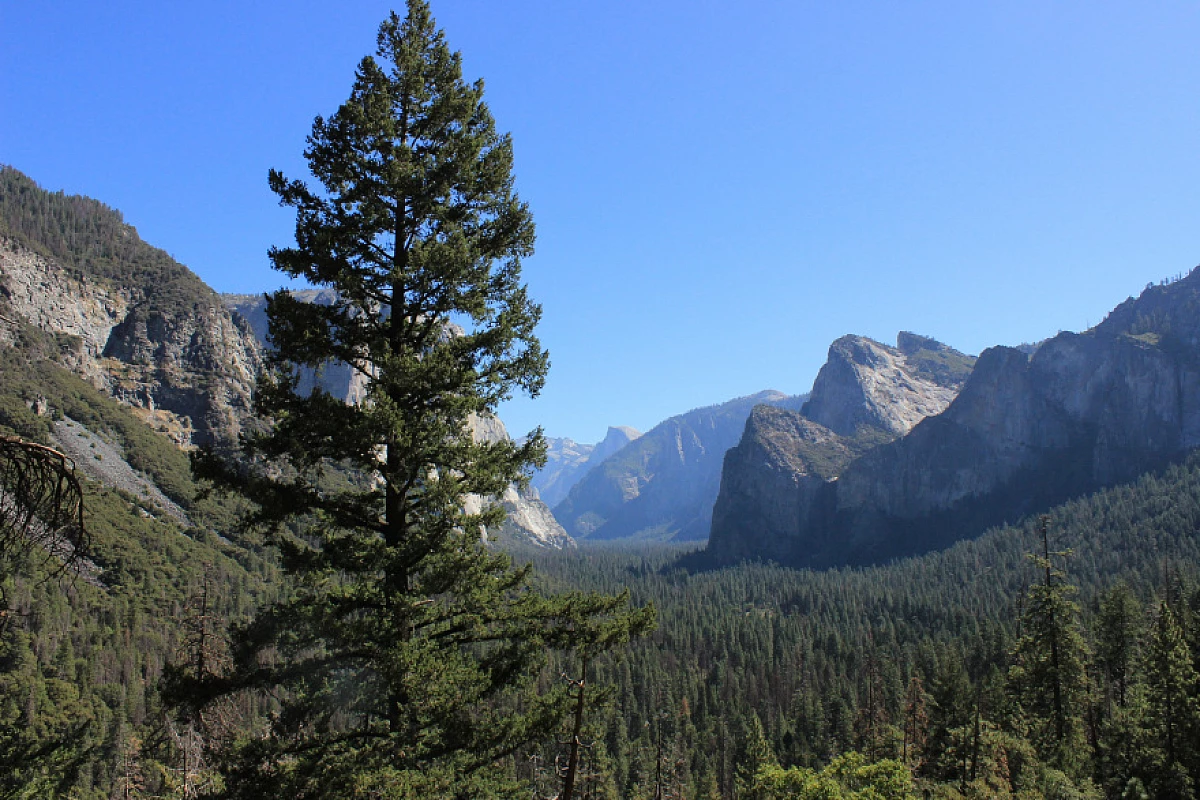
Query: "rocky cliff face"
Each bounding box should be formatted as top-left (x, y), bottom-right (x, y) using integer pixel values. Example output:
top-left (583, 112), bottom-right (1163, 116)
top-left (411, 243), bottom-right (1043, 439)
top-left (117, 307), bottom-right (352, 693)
top-left (830, 292), bottom-right (1200, 560)
top-left (223, 290), bottom-right (370, 405)
top-left (708, 333), bottom-right (974, 563)
top-left (0, 169), bottom-right (564, 549)
top-left (554, 391), bottom-right (806, 542)
top-left (532, 426), bottom-right (642, 509)
top-left (1, 238), bottom-right (260, 446)
top-left (463, 414), bottom-right (574, 549)
top-left (711, 273), bottom-right (1200, 567)
top-left (802, 334), bottom-right (967, 437)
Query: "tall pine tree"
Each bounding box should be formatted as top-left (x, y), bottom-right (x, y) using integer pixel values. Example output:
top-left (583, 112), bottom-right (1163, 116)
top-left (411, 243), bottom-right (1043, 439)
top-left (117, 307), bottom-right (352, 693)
top-left (183, 3), bottom-right (652, 797)
top-left (1006, 518), bottom-right (1090, 778)
top-left (1134, 600), bottom-right (1200, 799)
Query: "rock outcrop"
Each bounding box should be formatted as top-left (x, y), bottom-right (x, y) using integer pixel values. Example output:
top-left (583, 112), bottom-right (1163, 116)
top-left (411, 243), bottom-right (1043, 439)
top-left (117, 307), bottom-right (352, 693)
top-left (554, 391), bottom-right (806, 542)
top-left (1, 237), bottom-right (260, 446)
top-left (801, 334), bottom-right (967, 437)
top-left (708, 333), bottom-right (974, 564)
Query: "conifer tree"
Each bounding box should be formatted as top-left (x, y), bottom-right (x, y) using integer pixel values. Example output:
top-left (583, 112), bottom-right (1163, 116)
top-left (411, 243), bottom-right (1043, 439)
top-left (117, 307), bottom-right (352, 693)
top-left (182, 3), bottom-right (653, 796)
top-left (1096, 582), bottom-right (1142, 711)
top-left (1006, 518), bottom-right (1090, 777)
top-left (1134, 600), bottom-right (1200, 798)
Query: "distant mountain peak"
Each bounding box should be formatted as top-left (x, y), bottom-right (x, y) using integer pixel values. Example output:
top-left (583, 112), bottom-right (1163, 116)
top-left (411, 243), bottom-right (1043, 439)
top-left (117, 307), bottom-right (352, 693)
top-left (553, 391), bottom-right (806, 543)
top-left (530, 425), bottom-right (641, 509)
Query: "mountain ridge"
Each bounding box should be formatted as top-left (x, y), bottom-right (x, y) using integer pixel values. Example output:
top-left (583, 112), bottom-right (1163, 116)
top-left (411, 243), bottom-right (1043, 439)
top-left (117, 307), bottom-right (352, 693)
top-left (0, 167), bottom-right (566, 549)
top-left (531, 425), bottom-right (642, 509)
top-left (708, 271), bottom-right (1200, 567)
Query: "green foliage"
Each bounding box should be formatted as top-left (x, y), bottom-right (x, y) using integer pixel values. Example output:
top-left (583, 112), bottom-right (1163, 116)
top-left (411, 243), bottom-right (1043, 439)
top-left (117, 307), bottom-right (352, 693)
top-left (0, 276), bottom-right (269, 796)
top-left (531, 451), bottom-right (1200, 798)
top-left (748, 752), bottom-right (917, 799)
top-left (1127, 600), bottom-right (1200, 798)
top-left (1006, 525), bottom-right (1090, 775)
top-left (0, 474), bottom-right (272, 798)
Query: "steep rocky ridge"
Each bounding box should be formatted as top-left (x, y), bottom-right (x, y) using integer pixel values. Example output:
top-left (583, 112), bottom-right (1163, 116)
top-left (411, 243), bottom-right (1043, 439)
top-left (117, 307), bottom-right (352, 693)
top-left (0, 168), bottom-right (260, 446)
top-left (554, 391), bottom-right (806, 542)
top-left (708, 333), bottom-right (974, 563)
top-left (801, 333), bottom-right (971, 436)
top-left (532, 426), bottom-right (642, 508)
top-left (711, 272), bottom-right (1200, 567)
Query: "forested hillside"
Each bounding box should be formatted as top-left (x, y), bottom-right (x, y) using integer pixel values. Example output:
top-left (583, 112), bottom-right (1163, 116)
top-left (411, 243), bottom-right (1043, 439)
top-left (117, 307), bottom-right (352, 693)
top-left (0, 319), bottom-right (276, 796)
top-left (0, 167), bottom-right (215, 313)
top-left (531, 455), bottom-right (1200, 798)
top-left (0, 165), bottom-right (261, 446)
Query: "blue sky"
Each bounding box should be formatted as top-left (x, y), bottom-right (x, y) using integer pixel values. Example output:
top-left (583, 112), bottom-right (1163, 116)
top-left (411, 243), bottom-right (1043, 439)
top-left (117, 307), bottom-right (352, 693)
top-left (4, 2), bottom-right (1199, 444)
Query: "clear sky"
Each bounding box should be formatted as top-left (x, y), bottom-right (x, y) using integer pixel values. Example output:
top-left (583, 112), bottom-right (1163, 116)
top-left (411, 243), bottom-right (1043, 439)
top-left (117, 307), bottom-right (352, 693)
top-left (4, 2), bottom-right (1199, 444)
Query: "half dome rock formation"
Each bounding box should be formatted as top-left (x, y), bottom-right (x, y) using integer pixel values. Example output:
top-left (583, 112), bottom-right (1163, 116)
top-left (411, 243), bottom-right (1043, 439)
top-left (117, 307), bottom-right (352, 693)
top-left (531, 425), bottom-right (642, 509)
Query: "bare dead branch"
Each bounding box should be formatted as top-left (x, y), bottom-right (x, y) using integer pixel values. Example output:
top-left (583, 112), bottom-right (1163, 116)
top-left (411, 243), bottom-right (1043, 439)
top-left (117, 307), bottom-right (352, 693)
top-left (0, 434), bottom-right (88, 573)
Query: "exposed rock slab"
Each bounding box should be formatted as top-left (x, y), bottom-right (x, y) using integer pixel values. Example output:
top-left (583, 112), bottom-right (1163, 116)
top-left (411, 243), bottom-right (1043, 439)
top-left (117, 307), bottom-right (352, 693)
top-left (802, 334), bottom-right (969, 437)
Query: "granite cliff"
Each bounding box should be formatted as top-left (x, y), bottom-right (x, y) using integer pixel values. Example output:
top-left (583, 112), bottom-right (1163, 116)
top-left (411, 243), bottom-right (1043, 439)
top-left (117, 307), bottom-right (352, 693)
top-left (555, 390), bottom-right (806, 542)
top-left (0, 168), bottom-right (566, 549)
top-left (708, 333), bottom-right (974, 563)
top-left (710, 272), bottom-right (1200, 566)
